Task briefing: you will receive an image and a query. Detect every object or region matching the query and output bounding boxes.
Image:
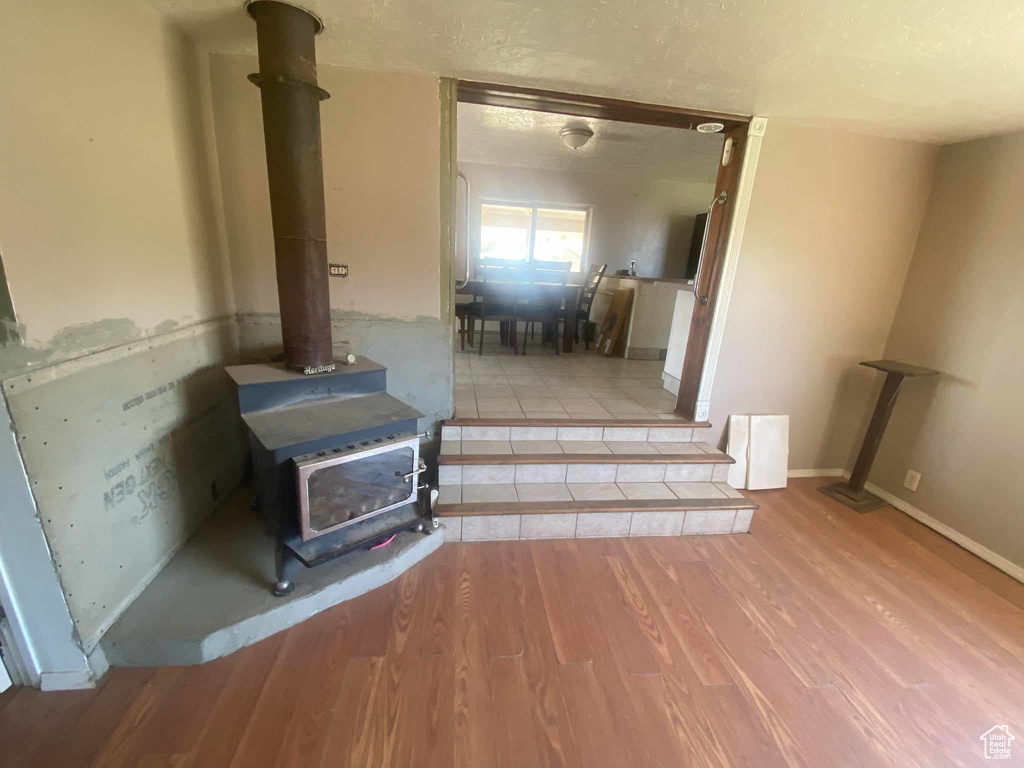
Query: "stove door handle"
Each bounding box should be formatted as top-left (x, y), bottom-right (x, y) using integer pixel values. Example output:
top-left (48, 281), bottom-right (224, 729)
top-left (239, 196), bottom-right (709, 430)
top-left (398, 459), bottom-right (428, 482)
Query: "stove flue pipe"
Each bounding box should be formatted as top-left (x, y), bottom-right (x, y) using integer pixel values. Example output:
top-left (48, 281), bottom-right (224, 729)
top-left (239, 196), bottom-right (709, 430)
top-left (247, 1), bottom-right (334, 374)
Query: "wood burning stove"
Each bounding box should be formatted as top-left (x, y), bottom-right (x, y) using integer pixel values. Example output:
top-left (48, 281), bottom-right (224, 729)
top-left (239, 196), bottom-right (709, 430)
top-left (225, 2), bottom-right (434, 596)
top-left (226, 359), bottom-right (431, 595)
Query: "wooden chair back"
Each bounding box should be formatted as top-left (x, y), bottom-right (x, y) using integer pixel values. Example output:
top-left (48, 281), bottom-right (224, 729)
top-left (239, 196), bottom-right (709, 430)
top-left (478, 258), bottom-right (529, 284)
top-left (577, 263), bottom-right (607, 316)
top-left (529, 260), bottom-right (572, 286)
top-left (477, 281), bottom-right (521, 315)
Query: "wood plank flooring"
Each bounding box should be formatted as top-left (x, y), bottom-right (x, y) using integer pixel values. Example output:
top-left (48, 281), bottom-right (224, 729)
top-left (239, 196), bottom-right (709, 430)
top-left (3, 478), bottom-right (1023, 767)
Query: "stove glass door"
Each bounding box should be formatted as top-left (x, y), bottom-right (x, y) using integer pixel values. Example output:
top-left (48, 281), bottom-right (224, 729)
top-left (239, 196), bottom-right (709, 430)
top-left (305, 446), bottom-right (415, 535)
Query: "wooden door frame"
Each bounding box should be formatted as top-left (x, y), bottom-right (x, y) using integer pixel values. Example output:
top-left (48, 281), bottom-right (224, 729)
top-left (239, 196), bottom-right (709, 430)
top-left (674, 122), bottom-right (746, 420)
top-left (454, 80), bottom-right (756, 421)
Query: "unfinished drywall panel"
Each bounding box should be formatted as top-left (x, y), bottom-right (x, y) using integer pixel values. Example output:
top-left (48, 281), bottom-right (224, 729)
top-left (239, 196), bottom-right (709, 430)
top-left (2, 320), bottom-right (246, 650)
top-left (237, 313), bottom-right (453, 434)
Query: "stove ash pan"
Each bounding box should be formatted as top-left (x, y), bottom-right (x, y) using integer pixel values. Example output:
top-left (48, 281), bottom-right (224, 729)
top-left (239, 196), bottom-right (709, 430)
top-left (293, 432), bottom-right (426, 541)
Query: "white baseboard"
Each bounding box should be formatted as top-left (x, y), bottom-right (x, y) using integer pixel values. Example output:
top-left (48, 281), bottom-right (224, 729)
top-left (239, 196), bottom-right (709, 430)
top-left (787, 468), bottom-right (844, 478)
top-left (862, 480), bottom-right (1024, 585)
top-left (40, 670), bottom-right (95, 691)
top-left (785, 469), bottom-right (1024, 585)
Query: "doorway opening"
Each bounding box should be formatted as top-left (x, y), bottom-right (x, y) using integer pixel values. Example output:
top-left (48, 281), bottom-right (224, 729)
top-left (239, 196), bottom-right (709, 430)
top-left (450, 81), bottom-right (750, 421)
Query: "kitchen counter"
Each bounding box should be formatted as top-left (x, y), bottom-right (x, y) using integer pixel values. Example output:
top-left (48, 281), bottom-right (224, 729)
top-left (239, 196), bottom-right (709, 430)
top-left (605, 275), bottom-right (693, 285)
top-left (591, 277), bottom-right (694, 361)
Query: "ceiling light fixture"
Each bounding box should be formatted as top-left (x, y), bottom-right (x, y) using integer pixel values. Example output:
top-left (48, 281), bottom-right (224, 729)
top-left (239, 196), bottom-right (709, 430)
top-left (559, 126), bottom-right (594, 150)
top-left (696, 122), bottom-right (725, 133)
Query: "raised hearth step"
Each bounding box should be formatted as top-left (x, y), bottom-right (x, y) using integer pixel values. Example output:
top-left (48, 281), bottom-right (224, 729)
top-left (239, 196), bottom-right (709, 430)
top-left (101, 494), bottom-right (442, 667)
top-left (437, 497), bottom-right (756, 540)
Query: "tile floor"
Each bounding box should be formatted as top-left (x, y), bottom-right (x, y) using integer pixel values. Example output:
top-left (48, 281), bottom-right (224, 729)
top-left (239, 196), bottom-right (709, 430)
top-left (454, 331), bottom-right (682, 419)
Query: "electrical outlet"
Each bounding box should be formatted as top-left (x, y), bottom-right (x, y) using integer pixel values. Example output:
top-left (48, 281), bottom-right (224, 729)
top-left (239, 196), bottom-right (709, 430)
top-left (904, 470), bottom-right (921, 492)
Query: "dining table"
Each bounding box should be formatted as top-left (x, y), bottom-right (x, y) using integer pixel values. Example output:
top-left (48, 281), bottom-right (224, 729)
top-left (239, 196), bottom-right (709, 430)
top-left (456, 279), bottom-right (582, 353)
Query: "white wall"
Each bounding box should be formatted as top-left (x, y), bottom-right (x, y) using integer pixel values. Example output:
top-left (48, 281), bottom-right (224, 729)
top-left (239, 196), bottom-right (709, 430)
top-left (707, 121), bottom-right (938, 469)
top-left (457, 162), bottom-right (716, 279)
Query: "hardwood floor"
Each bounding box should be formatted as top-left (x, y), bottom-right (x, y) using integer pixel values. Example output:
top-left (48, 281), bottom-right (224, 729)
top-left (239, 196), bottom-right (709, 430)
top-left (3, 478), bottom-right (1023, 767)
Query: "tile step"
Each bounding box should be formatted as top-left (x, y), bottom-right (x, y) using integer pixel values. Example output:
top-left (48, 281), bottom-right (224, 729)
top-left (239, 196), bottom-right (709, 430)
top-left (437, 497), bottom-right (754, 516)
top-left (441, 422), bottom-right (707, 443)
top-left (439, 452), bottom-right (731, 465)
top-left (437, 480), bottom-right (746, 505)
top-left (441, 440), bottom-right (722, 458)
top-left (438, 455), bottom-right (734, 485)
top-left (444, 428), bottom-right (708, 444)
top-left (437, 498), bottom-right (756, 541)
top-left (444, 417), bottom-right (710, 428)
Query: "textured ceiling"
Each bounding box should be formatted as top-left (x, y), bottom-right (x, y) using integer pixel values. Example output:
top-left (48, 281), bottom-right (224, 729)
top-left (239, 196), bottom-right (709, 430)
top-left (458, 103), bottom-right (723, 183)
top-left (152, 0), bottom-right (1024, 143)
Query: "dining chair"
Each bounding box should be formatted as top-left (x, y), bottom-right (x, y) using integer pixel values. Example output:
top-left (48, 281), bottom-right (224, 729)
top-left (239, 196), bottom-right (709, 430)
top-left (476, 257), bottom-right (518, 281)
top-left (521, 260), bottom-right (571, 352)
top-left (455, 293), bottom-right (480, 351)
top-left (565, 263), bottom-right (607, 350)
top-left (481, 261), bottom-right (530, 347)
top-left (470, 281), bottom-right (522, 355)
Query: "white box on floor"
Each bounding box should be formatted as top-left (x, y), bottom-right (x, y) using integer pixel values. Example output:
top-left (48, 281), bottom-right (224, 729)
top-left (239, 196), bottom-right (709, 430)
top-left (726, 415), bottom-right (749, 489)
top-left (727, 414), bottom-right (789, 490)
top-left (748, 415), bottom-right (788, 489)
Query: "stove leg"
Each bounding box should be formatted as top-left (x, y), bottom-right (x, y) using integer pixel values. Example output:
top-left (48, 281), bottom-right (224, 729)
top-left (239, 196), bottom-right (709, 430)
top-left (273, 541), bottom-right (301, 596)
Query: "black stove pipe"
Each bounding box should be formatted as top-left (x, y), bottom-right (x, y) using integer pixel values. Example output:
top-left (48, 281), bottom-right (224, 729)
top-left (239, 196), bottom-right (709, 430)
top-left (247, 0), bottom-right (334, 373)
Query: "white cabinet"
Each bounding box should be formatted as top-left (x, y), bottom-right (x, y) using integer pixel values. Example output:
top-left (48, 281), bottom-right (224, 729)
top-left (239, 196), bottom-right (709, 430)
top-left (662, 289), bottom-right (695, 394)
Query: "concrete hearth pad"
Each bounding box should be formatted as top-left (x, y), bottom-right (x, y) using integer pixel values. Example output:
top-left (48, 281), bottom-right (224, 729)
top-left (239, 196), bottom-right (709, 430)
top-left (101, 492), bottom-right (443, 667)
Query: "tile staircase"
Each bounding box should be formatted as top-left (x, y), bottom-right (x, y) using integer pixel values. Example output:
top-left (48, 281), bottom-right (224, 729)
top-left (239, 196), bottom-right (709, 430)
top-left (435, 418), bottom-right (757, 541)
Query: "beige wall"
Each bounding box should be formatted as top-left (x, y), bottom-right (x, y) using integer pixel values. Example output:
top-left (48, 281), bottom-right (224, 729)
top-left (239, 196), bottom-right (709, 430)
top-left (865, 131), bottom-right (1024, 570)
top-left (210, 54), bottom-right (440, 321)
top-left (0, 1), bottom-right (234, 372)
top-left (707, 122), bottom-right (938, 469)
top-left (209, 54), bottom-right (452, 427)
top-left (457, 163), bottom-right (717, 279)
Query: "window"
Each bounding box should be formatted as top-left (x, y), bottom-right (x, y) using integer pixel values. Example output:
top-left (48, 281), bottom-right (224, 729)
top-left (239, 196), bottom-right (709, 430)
top-left (479, 202), bottom-right (590, 272)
